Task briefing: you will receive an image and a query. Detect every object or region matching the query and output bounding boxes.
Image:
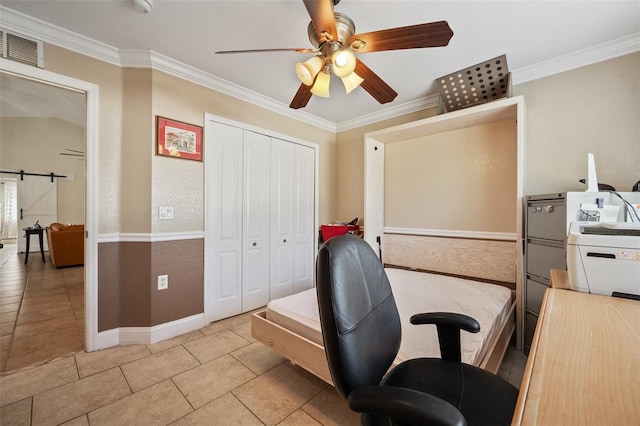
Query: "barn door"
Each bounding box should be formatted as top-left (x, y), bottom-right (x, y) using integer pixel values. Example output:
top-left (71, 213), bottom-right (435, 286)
top-left (16, 178), bottom-right (57, 253)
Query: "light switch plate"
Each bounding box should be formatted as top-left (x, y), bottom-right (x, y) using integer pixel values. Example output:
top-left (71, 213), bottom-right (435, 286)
top-left (159, 206), bottom-right (174, 220)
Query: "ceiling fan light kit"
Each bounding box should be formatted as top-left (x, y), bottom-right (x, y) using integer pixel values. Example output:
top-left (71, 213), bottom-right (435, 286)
top-left (341, 71), bottom-right (364, 94)
top-left (310, 68), bottom-right (331, 97)
top-left (330, 49), bottom-right (356, 78)
top-left (295, 55), bottom-right (324, 86)
top-left (217, 0), bottom-right (453, 109)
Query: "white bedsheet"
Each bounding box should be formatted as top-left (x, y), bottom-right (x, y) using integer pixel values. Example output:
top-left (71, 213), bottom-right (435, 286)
top-left (266, 267), bottom-right (513, 366)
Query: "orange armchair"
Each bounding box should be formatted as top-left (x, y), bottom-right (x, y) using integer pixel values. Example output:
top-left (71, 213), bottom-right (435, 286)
top-left (46, 223), bottom-right (84, 268)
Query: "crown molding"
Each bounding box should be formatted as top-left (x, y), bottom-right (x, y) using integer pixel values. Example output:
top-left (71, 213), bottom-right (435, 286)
top-left (336, 94), bottom-right (441, 132)
top-left (0, 6), bottom-right (121, 66)
top-left (2, 6), bottom-right (638, 133)
top-left (511, 33), bottom-right (640, 85)
top-left (121, 49), bottom-right (337, 132)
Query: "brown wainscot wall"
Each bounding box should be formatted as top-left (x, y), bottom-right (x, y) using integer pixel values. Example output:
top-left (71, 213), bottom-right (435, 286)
top-left (98, 239), bottom-right (204, 331)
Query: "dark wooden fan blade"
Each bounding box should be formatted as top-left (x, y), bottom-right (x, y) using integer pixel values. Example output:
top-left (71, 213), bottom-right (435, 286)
top-left (216, 48), bottom-right (317, 54)
top-left (304, 0), bottom-right (337, 42)
top-left (354, 59), bottom-right (398, 104)
top-left (348, 21), bottom-right (453, 53)
top-left (289, 83), bottom-right (313, 109)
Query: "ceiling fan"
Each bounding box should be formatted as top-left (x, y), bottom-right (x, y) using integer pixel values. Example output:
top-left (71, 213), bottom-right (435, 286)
top-left (59, 149), bottom-right (85, 160)
top-left (216, 0), bottom-right (453, 109)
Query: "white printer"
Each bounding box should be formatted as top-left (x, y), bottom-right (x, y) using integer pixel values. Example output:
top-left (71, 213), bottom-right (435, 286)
top-left (567, 221), bottom-right (640, 297)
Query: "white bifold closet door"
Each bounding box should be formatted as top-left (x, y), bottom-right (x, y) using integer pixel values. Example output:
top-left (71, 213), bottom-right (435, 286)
top-left (210, 123), bottom-right (244, 320)
top-left (242, 131), bottom-right (271, 312)
top-left (270, 138), bottom-right (314, 300)
top-left (209, 122), bottom-right (314, 322)
top-left (210, 124), bottom-right (271, 319)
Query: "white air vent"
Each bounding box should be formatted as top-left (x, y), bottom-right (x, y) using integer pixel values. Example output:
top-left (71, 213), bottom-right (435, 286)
top-left (0, 29), bottom-right (44, 68)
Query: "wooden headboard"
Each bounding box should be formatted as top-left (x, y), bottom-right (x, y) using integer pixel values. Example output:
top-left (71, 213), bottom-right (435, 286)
top-left (382, 233), bottom-right (517, 289)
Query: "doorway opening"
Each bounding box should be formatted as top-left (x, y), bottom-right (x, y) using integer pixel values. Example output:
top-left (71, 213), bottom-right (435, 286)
top-left (0, 58), bottom-right (99, 366)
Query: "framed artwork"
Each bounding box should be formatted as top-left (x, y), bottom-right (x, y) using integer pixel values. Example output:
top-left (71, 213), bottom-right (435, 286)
top-left (156, 116), bottom-right (203, 161)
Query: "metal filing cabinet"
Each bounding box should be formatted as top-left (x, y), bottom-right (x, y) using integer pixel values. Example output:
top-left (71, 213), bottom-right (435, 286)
top-left (525, 194), bottom-right (567, 353)
top-left (524, 191), bottom-right (640, 353)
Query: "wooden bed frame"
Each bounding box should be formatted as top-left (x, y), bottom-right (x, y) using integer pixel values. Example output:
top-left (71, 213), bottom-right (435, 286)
top-left (251, 233), bottom-right (518, 384)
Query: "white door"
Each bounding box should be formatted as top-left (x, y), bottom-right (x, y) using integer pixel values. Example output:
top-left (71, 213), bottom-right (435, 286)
top-left (242, 131), bottom-right (271, 311)
top-left (209, 122), bottom-right (243, 321)
top-left (17, 178), bottom-right (57, 253)
top-left (270, 139), bottom-right (315, 299)
top-left (292, 144), bottom-right (315, 293)
top-left (270, 139), bottom-right (295, 300)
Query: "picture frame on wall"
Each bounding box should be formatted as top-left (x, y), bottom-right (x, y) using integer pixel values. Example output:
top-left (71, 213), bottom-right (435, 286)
top-left (156, 116), bottom-right (203, 161)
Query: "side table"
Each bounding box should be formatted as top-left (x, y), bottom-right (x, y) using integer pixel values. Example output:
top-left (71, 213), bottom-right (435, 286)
top-left (23, 226), bottom-right (46, 265)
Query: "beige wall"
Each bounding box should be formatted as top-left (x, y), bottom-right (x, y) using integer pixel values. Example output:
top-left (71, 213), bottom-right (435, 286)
top-left (335, 52), bottom-right (640, 224)
top-left (0, 117), bottom-right (85, 224)
top-left (151, 70), bottom-right (337, 232)
top-left (45, 44), bottom-right (124, 234)
top-left (385, 120), bottom-right (517, 232)
top-left (121, 68), bottom-right (153, 233)
top-left (334, 109), bottom-right (438, 225)
top-left (44, 43), bottom-right (337, 233)
top-left (514, 52), bottom-right (639, 195)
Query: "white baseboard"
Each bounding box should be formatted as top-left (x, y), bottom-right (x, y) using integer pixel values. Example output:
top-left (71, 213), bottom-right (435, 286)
top-left (93, 313), bottom-right (206, 350)
top-left (95, 328), bottom-right (120, 350)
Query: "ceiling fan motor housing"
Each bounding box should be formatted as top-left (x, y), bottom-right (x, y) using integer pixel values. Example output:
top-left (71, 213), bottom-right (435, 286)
top-left (307, 12), bottom-right (355, 54)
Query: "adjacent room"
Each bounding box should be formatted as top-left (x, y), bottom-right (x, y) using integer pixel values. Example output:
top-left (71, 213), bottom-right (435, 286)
top-left (0, 1), bottom-right (638, 425)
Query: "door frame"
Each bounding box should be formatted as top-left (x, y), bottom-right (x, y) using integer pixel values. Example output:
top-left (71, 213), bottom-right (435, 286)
top-left (0, 58), bottom-right (100, 352)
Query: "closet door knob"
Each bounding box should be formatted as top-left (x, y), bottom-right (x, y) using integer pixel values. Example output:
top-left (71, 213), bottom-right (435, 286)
top-left (283, 239), bottom-right (287, 243)
top-left (252, 242), bottom-right (257, 247)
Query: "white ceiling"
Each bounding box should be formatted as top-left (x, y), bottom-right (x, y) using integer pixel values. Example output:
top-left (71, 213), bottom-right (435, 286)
top-left (0, 72), bottom-right (86, 127)
top-left (1, 0), bottom-right (639, 130)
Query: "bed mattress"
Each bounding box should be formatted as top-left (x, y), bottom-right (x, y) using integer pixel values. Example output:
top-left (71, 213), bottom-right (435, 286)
top-left (266, 267), bottom-right (513, 366)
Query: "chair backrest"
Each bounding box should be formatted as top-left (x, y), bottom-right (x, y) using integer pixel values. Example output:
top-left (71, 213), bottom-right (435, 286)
top-left (316, 235), bottom-right (402, 399)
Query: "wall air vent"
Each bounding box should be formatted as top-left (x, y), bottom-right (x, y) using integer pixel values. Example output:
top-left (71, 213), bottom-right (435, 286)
top-left (0, 29), bottom-right (44, 68)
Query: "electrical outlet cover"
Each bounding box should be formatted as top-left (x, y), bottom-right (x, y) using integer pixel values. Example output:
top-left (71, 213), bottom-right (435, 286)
top-left (158, 275), bottom-right (168, 290)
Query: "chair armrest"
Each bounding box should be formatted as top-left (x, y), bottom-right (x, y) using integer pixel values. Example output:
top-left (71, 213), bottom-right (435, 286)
top-left (410, 312), bottom-right (480, 332)
top-left (348, 385), bottom-right (466, 426)
top-left (410, 312), bottom-right (480, 362)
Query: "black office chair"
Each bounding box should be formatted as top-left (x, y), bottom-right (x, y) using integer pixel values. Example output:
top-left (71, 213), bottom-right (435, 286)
top-left (316, 235), bottom-right (518, 426)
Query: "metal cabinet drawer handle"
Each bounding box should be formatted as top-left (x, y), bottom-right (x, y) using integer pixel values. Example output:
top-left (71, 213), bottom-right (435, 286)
top-left (531, 206), bottom-right (554, 213)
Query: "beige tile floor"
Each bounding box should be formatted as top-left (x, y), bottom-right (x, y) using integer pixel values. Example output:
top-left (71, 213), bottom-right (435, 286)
top-left (0, 243), bottom-right (84, 373)
top-left (0, 242), bottom-right (527, 425)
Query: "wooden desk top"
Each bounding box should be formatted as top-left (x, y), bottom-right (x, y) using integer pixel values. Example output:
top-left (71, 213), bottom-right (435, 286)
top-left (513, 285), bottom-right (640, 425)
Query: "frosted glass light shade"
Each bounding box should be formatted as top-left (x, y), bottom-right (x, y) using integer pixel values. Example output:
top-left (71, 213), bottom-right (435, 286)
top-left (331, 49), bottom-right (356, 78)
top-left (341, 71), bottom-right (364, 94)
top-left (310, 71), bottom-right (331, 97)
top-left (295, 56), bottom-right (323, 86)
